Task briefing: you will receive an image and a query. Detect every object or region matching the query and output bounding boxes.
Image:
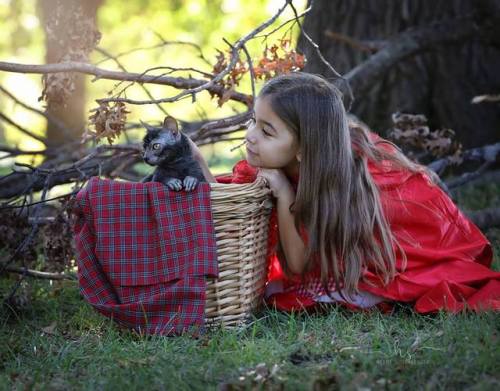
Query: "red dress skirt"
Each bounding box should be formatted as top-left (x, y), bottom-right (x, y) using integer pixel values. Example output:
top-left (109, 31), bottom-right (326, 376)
top-left (217, 157), bottom-right (500, 314)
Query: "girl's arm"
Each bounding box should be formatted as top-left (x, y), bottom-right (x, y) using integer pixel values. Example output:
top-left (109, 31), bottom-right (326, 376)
top-left (276, 190), bottom-right (307, 275)
top-left (188, 137), bottom-right (217, 183)
top-left (258, 169), bottom-right (307, 274)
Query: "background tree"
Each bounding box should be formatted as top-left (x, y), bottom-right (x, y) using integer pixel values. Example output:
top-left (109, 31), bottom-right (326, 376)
top-left (298, 0), bottom-right (500, 148)
top-left (37, 0), bottom-right (103, 146)
top-left (0, 0), bottom-right (498, 287)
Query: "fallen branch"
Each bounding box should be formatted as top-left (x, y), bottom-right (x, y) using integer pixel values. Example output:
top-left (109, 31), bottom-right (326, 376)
top-left (429, 142), bottom-right (500, 174)
top-left (4, 266), bottom-right (77, 281)
top-left (450, 169), bottom-right (500, 191)
top-left (0, 145), bottom-right (140, 199)
top-left (446, 161), bottom-right (494, 189)
top-left (465, 207), bottom-right (500, 230)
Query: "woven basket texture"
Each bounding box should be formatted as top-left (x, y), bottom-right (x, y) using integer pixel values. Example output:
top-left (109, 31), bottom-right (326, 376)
top-left (205, 177), bottom-right (273, 328)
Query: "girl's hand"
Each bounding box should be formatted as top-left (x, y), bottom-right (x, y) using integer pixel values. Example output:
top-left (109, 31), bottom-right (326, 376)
top-left (257, 168), bottom-right (294, 200)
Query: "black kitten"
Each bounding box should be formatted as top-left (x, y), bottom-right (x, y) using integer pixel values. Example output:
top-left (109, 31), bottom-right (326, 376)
top-left (141, 116), bottom-right (205, 191)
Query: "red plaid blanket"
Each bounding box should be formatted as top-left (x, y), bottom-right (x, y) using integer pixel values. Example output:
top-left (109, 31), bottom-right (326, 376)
top-left (71, 177), bottom-right (218, 335)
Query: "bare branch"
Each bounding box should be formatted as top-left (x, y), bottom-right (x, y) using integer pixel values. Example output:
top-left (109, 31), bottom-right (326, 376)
top-left (0, 85), bottom-right (71, 137)
top-left (192, 111), bottom-right (252, 141)
top-left (0, 112), bottom-right (47, 145)
top-left (0, 145), bottom-right (141, 199)
top-left (0, 145), bottom-right (46, 158)
top-left (0, 60), bottom-right (252, 106)
top-left (95, 47), bottom-right (170, 116)
top-left (96, 0), bottom-right (291, 106)
top-left (342, 16), bottom-right (497, 97)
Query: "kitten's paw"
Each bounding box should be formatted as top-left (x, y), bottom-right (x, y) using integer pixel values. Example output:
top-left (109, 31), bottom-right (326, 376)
top-left (166, 178), bottom-right (183, 191)
top-left (183, 176), bottom-right (198, 192)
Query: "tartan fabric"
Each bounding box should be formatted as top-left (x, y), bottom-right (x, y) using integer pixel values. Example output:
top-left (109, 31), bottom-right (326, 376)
top-left (71, 177), bottom-right (218, 335)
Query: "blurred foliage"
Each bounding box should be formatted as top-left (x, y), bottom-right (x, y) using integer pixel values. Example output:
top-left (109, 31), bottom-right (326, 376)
top-left (0, 0), bottom-right (307, 173)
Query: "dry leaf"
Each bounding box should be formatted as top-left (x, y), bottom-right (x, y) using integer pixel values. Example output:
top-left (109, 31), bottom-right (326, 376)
top-left (41, 322), bottom-right (57, 336)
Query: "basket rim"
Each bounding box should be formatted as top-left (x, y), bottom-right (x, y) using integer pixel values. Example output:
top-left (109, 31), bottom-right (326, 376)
top-left (209, 177), bottom-right (269, 191)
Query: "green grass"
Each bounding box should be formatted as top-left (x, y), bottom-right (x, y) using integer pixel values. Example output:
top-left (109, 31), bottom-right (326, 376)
top-left (1, 282), bottom-right (499, 390)
top-left (0, 182), bottom-right (499, 390)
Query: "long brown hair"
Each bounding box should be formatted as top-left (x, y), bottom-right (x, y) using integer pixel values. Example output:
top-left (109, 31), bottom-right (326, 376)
top-left (260, 72), bottom-right (436, 299)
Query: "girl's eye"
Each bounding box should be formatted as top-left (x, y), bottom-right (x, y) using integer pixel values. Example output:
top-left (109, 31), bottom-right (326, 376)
top-left (152, 143), bottom-right (161, 150)
top-left (247, 117), bottom-right (271, 136)
top-left (262, 128), bottom-right (272, 136)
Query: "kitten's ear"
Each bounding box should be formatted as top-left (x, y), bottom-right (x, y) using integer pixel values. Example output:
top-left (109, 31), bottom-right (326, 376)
top-left (140, 120), bottom-right (155, 132)
top-left (163, 116), bottom-right (179, 133)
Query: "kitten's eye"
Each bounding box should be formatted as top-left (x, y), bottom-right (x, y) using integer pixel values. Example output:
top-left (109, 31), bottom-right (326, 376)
top-left (152, 143), bottom-right (161, 150)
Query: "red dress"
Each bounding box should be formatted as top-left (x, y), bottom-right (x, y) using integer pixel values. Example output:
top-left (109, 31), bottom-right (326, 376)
top-left (217, 153), bottom-right (500, 314)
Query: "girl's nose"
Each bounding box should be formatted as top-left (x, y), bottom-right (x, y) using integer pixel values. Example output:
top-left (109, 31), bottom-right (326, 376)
top-left (245, 127), bottom-right (257, 144)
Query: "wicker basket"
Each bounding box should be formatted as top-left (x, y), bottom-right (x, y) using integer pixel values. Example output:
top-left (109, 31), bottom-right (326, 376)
top-left (205, 177), bottom-right (273, 328)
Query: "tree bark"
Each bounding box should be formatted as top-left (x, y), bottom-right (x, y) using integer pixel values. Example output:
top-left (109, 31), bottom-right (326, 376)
top-left (298, 0), bottom-right (500, 148)
top-left (37, 0), bottom-right (103, 145)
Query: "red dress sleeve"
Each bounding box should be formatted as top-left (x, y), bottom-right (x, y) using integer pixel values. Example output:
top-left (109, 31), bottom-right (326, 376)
top-left (216, 160), bottom-right (258, 184)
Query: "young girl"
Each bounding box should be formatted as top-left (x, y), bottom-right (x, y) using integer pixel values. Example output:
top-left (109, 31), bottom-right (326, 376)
top-left (193, 72), bottom-right (500, 314)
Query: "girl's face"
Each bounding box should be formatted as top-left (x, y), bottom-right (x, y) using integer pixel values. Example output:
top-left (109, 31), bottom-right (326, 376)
top-left (245, 96), bottom-right (300, 172)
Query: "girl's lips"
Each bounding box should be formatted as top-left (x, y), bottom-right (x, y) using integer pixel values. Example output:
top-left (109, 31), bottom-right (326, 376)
top-left (246, 147), bottom-right (258, 156)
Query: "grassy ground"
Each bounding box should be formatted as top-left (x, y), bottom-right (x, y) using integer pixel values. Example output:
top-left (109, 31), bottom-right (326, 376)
top-left (0, 183), bottom-right (499, 390)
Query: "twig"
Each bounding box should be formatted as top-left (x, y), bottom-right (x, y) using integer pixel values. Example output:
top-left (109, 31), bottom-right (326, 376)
top-left (0, 112), bottom-right (47, 145)
top-left (254, 4), bottom-right (311, 39)
top-left (96, 0), bottom-right (291, 106)
top-left (324, 30), bottom-right (384, 53)
top-left (241, 44), bottom-right (256, 102)
top-left (4, 266), bottom-right (77, 281)
top-left (95, 47), bottom-right (170, 116)
top-left (0, 85), bottom-right (71, 138)
top-left (1, 172), bottom-right (53, 303)
top-left (193, 111), bottom-right (252, 140)
top-left (0, 145), bottom-right (46, 158)
top-left (288, 0), bottom-right (354, 109)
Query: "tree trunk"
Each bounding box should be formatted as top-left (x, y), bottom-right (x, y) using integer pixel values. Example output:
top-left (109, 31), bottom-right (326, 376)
top-left (298, 0), bottom-right (500, 148)
top-left (37, 0), bottom-right (102, 146)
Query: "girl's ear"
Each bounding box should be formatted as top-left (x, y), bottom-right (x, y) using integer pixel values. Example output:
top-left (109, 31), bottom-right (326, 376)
top-left (163, 116), bottom-right (179, 133)
top-left (296, 150), bottom-right (302, 163)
